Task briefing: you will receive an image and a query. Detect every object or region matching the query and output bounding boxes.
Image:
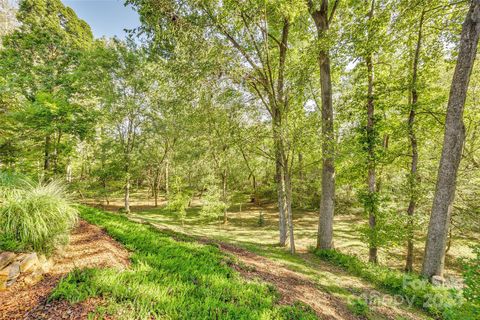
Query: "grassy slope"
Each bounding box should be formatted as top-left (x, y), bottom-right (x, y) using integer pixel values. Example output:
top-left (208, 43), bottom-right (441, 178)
top-left (128, 206), bottom-right (434, 320)
top-left (128, 205), bottom-right (479, 320)
top-left (51, 206), bottom-right (317, 320)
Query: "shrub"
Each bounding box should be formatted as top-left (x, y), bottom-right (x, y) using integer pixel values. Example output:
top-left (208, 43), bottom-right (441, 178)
top-left (463, 246), bottom-right (480, 304)
top-left (0, 233), bottom-right (27, 252)
top-left (0, 176), bottom-right (78, 254)
top-left (200, 185), bottom-right (228, 219)
top-left (449, 246), bottom-right (480, 319)
top-left (165, 191), bottom-right (191, 221)
top-left (313, 249), bottom-right (472, 319)
top-left (257, 211), bottom-right (265, 227)
top-left (348, 298), bottom-right (369, 317)
top-left (165, 177), bottom-right (191, 222)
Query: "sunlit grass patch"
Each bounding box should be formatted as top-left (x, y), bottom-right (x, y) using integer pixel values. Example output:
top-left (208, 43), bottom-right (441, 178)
top-left (51, 206), bottom-right (317, 319)
top-left (313, 249), bottom-right (478, 320)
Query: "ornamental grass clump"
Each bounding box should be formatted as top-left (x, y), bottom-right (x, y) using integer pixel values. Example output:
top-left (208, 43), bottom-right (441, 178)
top-left (0, 173), bottom-right (78, 255)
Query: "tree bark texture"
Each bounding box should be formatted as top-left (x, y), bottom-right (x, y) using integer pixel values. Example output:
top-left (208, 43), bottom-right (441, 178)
top-left (422, 0), bottom-right (480, 279)
top-left (405, 9), bottom-right (424, 273)
top-left (309, 0), bottom-right (336, 250)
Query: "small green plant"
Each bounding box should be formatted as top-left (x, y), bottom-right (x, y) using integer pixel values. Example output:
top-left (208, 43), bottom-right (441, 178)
top-left (50, 268), bottom-right (99, 303)
top-left (463, 246), bottom-right (480, 304)
top-left (0, 233), bottom-right (27, 252)
top-left (165, 177), bottom-right (191, 222)
top-left (348, 298), bottom-right (369, 317)
top-left (448, 246), bottom-right (480, 319)
top-left (200, 185), bottom-right (228, 219)
top-left (257, 211), bottom-right (265, 227)
top-left (166, 191), bottom-right (190, 222)
top-left (0, 175), bottom-right (78, 254)
top-left (313, 248), bottom-right (471, 319)
top-left (277, 301), bottom-right (317, 320)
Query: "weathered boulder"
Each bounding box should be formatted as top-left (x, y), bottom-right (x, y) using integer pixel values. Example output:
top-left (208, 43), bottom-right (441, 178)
top-left (24, 271), bottom-right (43, 286)
top-left (18, 252), bottom-right (39, 273)
top-left (0, 252), bottom-right (16, 270)
top-left (431, 275), bottom-right (445, 286)
top-left (0, 261), bottom-right (20, 280)
top-left (35, 254), bottom-right (53, 273)
top-left (0, 251), bottom-right (54, 290)
top-left (0, 277), bottom-right (6, 290)
top-left (0, 261), bottom-right (20, 289)
top-left (0, 270), bottom-right (7, 290)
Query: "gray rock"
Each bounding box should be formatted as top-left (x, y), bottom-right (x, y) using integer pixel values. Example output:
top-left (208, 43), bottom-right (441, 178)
top-left (19, 252), bottom-right (39, 273)
top-left (431, 275), bottom-right (445, 286)
top-left (0, 252), bottom-right (16, 270)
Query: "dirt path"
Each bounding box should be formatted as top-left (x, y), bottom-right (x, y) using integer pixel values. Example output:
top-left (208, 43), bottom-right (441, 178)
top-left (0, 221), bottom-right (130, 320)
top-left (213, 241), bottom-right (358, 320)
top-left (131, 217), bottom-right (356, 319)
top-left (136, 218), bottom-right (431, 320)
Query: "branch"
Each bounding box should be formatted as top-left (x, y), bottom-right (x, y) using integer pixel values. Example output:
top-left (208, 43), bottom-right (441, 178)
top-left (242, 11), bottom-right (282, 46)
top-left (328, 0), bottom-right (340, 26)
top-left (249, 80), bottom-right (273, 115)
top-left (200, 4), bottom-right (267, 84)
top-left (425, 0), bottom-right (468, 14)
top-left (276, 18), bottom-right (290, 111)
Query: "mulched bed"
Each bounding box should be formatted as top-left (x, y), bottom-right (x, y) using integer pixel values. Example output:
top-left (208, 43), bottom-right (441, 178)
top-left (0, 220), bottom-right (129, 320)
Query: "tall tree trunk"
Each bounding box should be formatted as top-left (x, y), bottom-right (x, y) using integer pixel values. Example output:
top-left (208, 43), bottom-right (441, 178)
top-left (44, 134), bottom-right (51, 172)
top-left (220, 12), bottom-right (293, 250)
top-left (272, 18), bottom-right (291, 248)
top-left (66, 158), bottom-right (72, 183)
top-left (375, 134), bottom-right (389, 194)
top-left (366, 52), bottom-right (377, 264)
top-left (422, 0), bottom-right (480, 280)
top-left (150, 168), bottom-right (155, 197)
top-left (165, 159), bottom-right (169, 200)
top-left (274, 120), bottom-right (288, 247)
top-left (278, 18), bottom-right (295, 253)
top-left (222, 169), bottom-right (228, 224)
top-left (154, 167), bottom-right (159, 207)
top-left (53, 130), bottom-right (62, 174)
top-left (364, 0), bottom-right (378, 264)
top-left (103, 179), bottom-right (109, 205)
top-left (125, 163), bottom-right (131, 214)
top-left (252, 174), bottom-right (258, 205)
top-left (405, 9), bottom-right (424, 273)
top-left (309, 0), bottom-right (336, 250)
top-left (298, 153), bottom-right (304, 182)
top-left (285, 166), bottom-right (295, 254)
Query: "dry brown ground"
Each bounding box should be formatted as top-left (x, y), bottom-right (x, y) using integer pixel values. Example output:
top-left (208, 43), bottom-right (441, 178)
top-left (214, 241), bottom-right (358, 320)
top-left (0, 221), bottom-right (129, 320)
top-left (142, 220), bottom-right (432, 320)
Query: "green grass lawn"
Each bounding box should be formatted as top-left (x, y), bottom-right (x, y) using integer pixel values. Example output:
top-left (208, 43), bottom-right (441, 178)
top-left (117, 197), bottom-right (474, 276)
top-left (124, 204), bottom-right (438, 320)
top-left (50, 206), bottom-right (317, 320)
top-left (77, 198), bottom-right (478, 320)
